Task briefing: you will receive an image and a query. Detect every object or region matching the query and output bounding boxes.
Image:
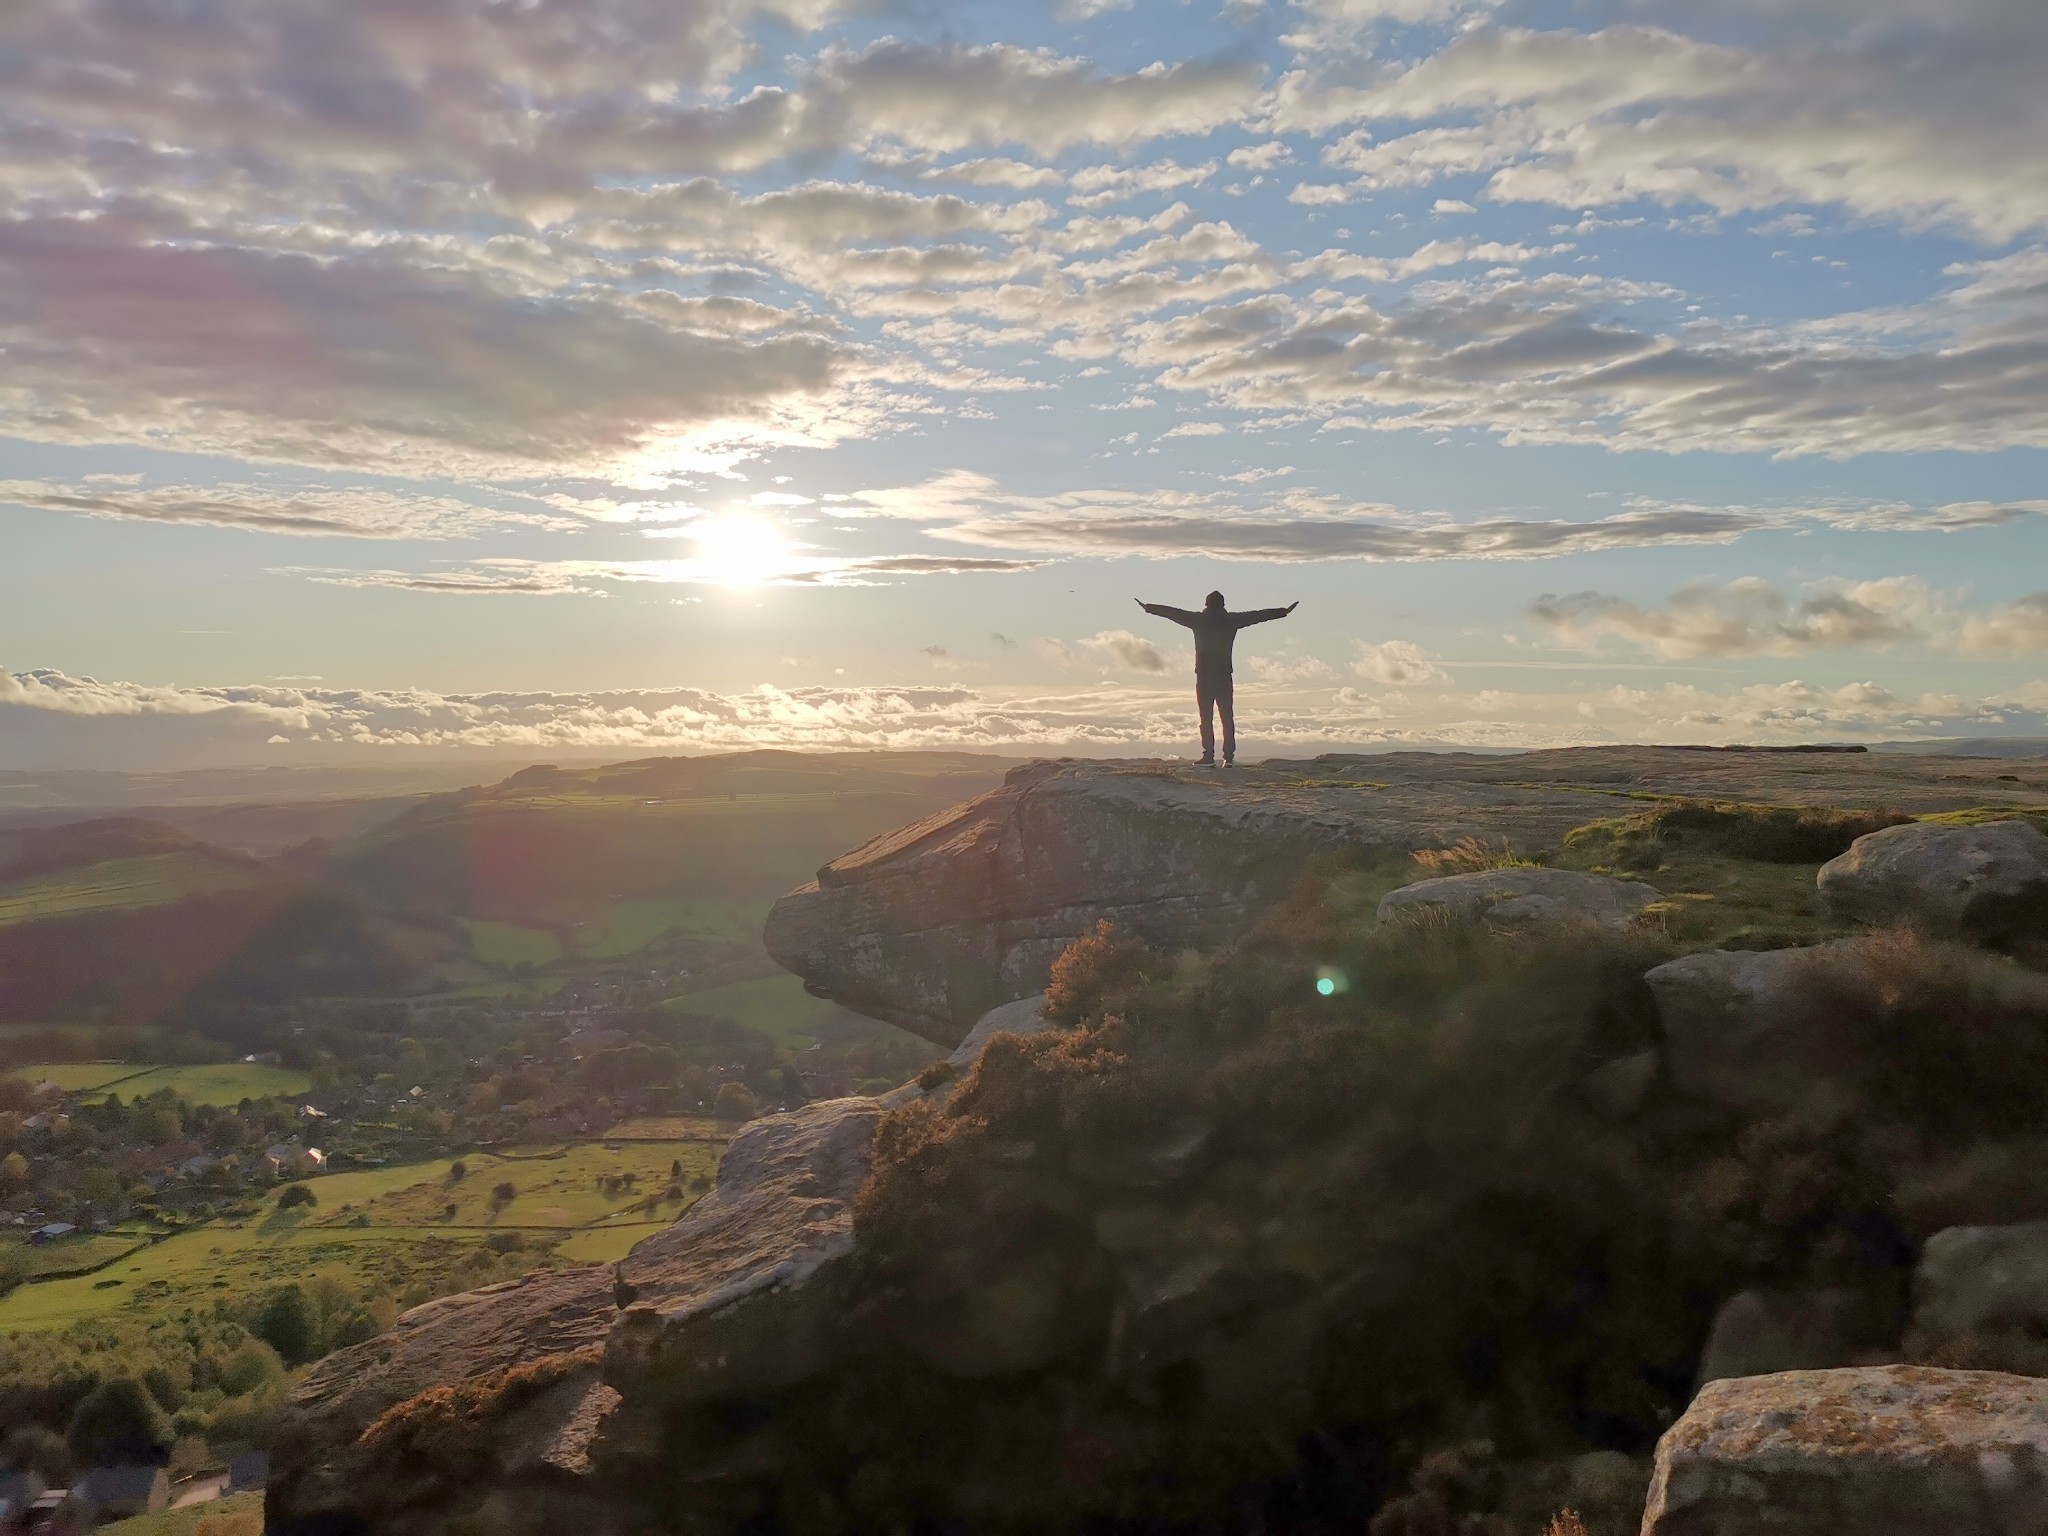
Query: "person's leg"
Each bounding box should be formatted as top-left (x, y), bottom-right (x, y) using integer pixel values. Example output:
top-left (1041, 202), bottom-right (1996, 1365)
top-left (1195, 677), bottom-right (1217, 762)
top-left (1219, 679), bottom-right (1237, 764)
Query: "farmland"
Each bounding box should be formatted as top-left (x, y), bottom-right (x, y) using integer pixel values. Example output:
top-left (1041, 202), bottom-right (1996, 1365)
top-left (664, 972), bottom-right (843, 1042)
top-left (0, 1136), bottom-right (720, 1333)
top-left (7, 1060), bottom-right (312, 1104)
top-left (0, 849), bottom-right (266, 928)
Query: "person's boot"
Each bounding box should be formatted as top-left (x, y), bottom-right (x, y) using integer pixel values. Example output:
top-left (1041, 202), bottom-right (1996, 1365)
top-left (1197, 755), bottom-right (1216, 766)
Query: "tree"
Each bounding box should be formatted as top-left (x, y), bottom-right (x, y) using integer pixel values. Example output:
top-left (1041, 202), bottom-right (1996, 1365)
top-left (68, 1377), bottom-right (173, 1467)
top-left (277, 1183), bottom-right (317, 1210)
top-left (447, 1159), bottom-right (468, 1183)
top-left (1, 1424), bottom-right (72, 1484)
top-left (0, 1149), bottom-right (28, 1189)
top-left (713, 1082), bottom-right (760, 1122)
top-left (489, 1180), bottom-right (517, 1214)
top-left (253, 1283), bottom-right (321, 1367)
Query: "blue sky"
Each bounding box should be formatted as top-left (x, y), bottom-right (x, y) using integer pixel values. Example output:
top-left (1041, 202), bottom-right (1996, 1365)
top-left (3, 0), bottom-right (2047, 766)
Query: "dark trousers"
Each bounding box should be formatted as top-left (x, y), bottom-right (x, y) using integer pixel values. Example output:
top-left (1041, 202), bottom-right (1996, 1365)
top-left (1196, 674), bottom-right (1235, 761)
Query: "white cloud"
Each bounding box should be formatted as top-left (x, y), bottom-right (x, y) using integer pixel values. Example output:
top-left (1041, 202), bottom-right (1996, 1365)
top-left (1530, 578), bottom-right (1940, 659)
top-left (0, 480), bottom-right (568, 540)
top-left (1080, 629), bottom-right (1170, 672)
top-left (1353, 639), bottom-right (1449, 684)
top-left (10, 661), bottom-right (2048, 771)
top-left (1276, 12), bottom-right (2048, 240)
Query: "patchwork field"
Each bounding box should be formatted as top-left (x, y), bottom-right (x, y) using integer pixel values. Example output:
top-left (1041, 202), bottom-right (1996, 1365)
top-left (0, 1137), bottom-right (721, 1332)
top-left (7, 1060), bottom-right (312, 1104)
top-left (103, 1491), bottom-right (263, 1536)
top-left (0, 849), bottom-right (266, 927)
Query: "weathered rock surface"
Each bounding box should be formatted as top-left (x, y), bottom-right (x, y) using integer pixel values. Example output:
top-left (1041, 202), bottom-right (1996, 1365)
top-left (1642, 1366), bottom-right (2048, 1535)
top-left (604, 1094), bottom-right (884, 1405)
top-left (1376, 866), bottom-right (1659, 931)
top-left (1819, 817), bottom-right (2048, 940)
top-left (768, 748), bottom-right (2048, 1044)
top-left (1643, 943), bottom-right (1856, 1114)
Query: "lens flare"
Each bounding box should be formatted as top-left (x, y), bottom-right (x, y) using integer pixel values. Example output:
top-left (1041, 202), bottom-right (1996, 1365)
top-left (1315, 966), bottom-right (1349, 997)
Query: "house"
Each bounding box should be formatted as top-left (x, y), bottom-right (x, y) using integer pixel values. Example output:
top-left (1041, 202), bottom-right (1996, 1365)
top-left (65, 1465), bottom-right (169, 1522)
top-left (262, 1144), bottom-right (324, 1177)
top-left (177, 1154), bottom-right (216, 1178)
top-left (0, 1468), bottom-right (47, 1529)
top-left (226, 1451), bottom-right (268, 1493)
top-left (29, 1222), bottom-right (75, 1244)
top-left (298, 1105), bottom-right (328, 1121)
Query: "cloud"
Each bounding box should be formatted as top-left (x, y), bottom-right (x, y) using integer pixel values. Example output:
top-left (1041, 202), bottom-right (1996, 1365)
top-left (277, 550), bottom-right (1047, 595)
top-left (1274, 12), bottom-right (2048, 240)
top-left (1353, 640), bottom-right (1449, 684)
top-left (11, 662), bottom-right (2048, 771)
top-left (1528, 576), bottom-right (2048, 660)
top-left (1080, 629), bottom-right (1169, 671)
top-left (0, 480), bottom-right (567, 540)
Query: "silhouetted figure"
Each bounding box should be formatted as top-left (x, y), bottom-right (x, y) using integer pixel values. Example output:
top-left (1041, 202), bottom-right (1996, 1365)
top-left (1136, 591), bottom-right (1297, 766)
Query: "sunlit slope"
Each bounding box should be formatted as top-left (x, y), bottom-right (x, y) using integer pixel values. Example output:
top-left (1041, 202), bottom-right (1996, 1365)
top-left (0, 816), bottom-right (423, 1024)
top-left (328, 750), bottom-right (1014, 957)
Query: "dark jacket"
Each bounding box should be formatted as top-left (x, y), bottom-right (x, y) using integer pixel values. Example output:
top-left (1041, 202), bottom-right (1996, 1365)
top-left (1139, 603), bottom-right (1291, 678)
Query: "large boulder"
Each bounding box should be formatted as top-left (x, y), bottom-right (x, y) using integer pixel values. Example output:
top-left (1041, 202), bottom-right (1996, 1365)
top-left (1376, 867), bottom-right (1659, 932)
top-left (1818, 817), bottom-right (2048, 940)
top-left (1642, 1365), bottom-right (2048, 1535)
top-left (1643, 943), bottom-right (1856, 1115)
top-left (1694, 1289), bottom-right (1865, 1387)
top-left (1909, 1222), bottom-right (2048, 1376)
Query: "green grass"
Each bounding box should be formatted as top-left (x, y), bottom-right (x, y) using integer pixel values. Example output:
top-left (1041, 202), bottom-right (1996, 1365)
top-left (102, 1490), bottom-right (262, 1535)
top-left (574, 896), bottom-right (700, 957)
top-left (0, 1140), bottom-right (723, 1333)
top-left (308, 1141), bottom-right (716, 1230)
top-left (663, 972), bottom-right (842, 1041)
top-left (2, 1231), bottom-right (147, 1277)
top-left (461, 917), bottom-right (563, 968)
top-left (10, 1062), bottom-right (314, 1105)
top-left (0, 850), bottom-right (265, 928)
top-left (6, 1060), bottom-right (151, 1092)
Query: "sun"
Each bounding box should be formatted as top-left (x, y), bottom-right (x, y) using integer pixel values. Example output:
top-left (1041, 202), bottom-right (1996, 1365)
top-left (689, 514), bottom-right (791, 587)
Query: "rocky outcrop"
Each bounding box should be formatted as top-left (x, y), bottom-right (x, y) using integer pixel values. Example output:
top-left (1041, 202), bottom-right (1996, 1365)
top-left (1376, 866), bottom-right (1659, 932)
top-left (1819, 817), bottom-right (2048, 940)
top-left (767, 753), bottom-right (2048, 1044)
top-left (266, 997), bottom-right (1058, 1535)
top-left (603, 1095), bottom-right (885, 1408)
top-left (1643, 943), bottom-right (1854, 1114)
top-left (1642, 1366), bottom-right (2048, 1534)
top-left (1907, 1222), bottom-right (2048, 1377)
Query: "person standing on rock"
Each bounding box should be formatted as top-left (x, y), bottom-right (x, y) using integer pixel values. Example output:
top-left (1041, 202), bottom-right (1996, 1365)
top-left (1135, 592), bottom-right (1298, 767)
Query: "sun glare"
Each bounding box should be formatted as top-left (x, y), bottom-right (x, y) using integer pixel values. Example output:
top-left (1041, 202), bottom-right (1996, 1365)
top-left (689, 514), bottom-right (791, 587)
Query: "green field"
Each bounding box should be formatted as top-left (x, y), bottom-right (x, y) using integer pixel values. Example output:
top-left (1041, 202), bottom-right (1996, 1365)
top-left (0, 1139), bottom-right (722, 1333)
top-left (307, 1140), bottom-right (716, 1231)
top-left (1, 1231), bottom-right (146, 1278)
top-left (462, 917), bottom-right (563, 967)
top-left (664, 972), bottom-right (841, 1041)
top-left (7, 1060), bottom-right (148, 1092)
top-left (9, 1061), bottom-right (312, 1105)
top-left (104, 1490), bottom-right (262, 1535)
top-left (0, 850), bottom-right (265, 928)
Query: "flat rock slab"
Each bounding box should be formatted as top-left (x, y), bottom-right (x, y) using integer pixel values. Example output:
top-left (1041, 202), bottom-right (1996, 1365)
top-left (766, 749), bottom-right (2048, 1044)
top-left (1819, 818), bottom-right (2048, 940)
top-left (1376, 866), bottom-right (1658, 931)
top-left (1643, 1365), bottom-right (2048, 1535)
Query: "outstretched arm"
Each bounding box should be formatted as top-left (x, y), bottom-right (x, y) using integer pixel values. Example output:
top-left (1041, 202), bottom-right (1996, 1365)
top-left (1135, 599), bottom-right (1199, 628)
top-left (1233, 602), bottom-right (1299, 628)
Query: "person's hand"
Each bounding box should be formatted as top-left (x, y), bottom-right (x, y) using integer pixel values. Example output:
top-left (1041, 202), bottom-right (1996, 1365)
top-left (1286, 601), bottom-right (1299, 614)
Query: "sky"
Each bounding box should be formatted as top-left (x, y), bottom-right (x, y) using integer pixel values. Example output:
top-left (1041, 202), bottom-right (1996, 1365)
top-left (4, 0), bottom-right (2048, 768)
